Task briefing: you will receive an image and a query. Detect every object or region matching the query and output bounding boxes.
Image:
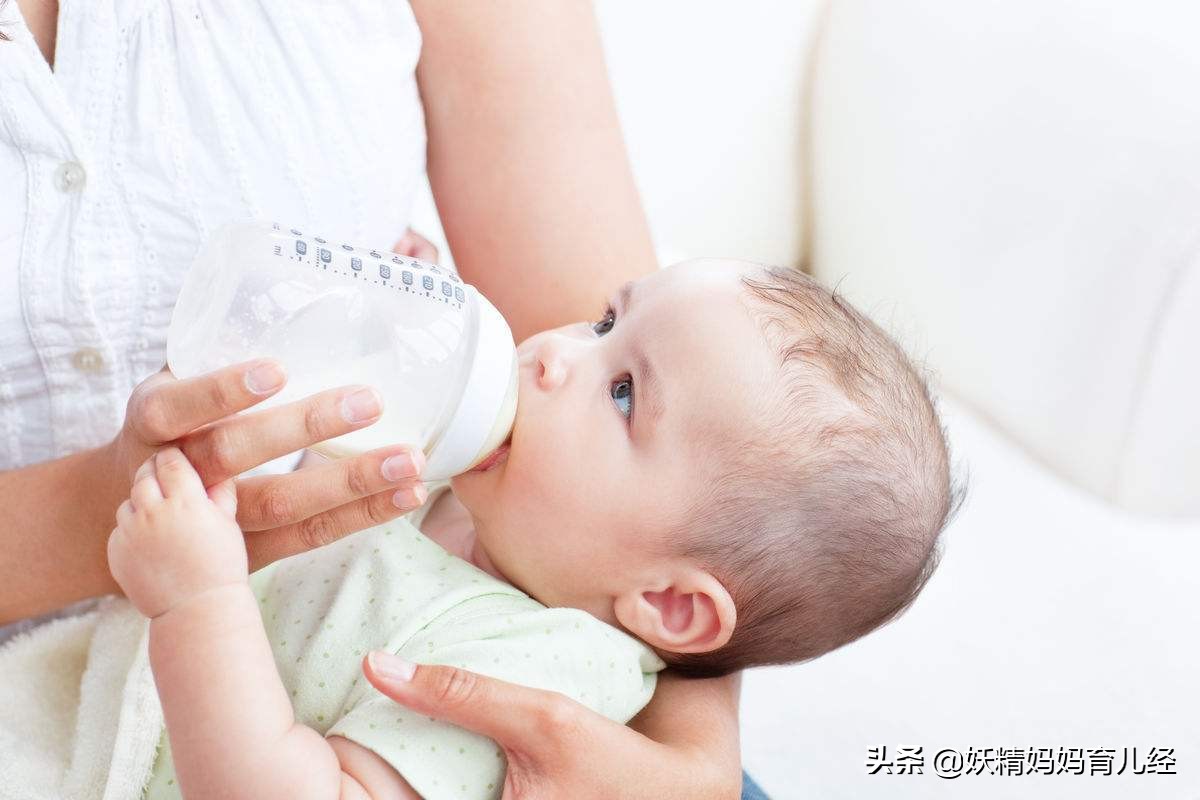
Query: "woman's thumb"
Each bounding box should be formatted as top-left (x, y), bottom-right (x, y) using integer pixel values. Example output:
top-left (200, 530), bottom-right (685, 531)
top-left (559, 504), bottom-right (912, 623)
top-left (363, 651), bottom-right (567, 750)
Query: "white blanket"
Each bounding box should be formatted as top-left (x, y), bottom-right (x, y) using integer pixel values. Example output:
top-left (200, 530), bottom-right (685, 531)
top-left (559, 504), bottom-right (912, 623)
top-left (0, 596), bottom-right (163, 800)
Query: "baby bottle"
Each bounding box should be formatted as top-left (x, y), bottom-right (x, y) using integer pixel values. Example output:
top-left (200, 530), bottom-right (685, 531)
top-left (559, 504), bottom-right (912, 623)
top-left (167, 220), bottom-right (518, 481)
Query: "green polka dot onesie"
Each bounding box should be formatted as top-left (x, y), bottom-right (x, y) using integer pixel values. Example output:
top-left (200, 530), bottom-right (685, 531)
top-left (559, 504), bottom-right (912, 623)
top-left (141, 481), bottom-right (665, 799)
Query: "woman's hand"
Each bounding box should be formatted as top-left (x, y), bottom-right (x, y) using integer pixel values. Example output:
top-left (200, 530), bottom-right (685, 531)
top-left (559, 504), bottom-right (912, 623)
top-left (361, 652), bottom-right (743, 800)
top-left (101, 359), bottom-right (428, 572)
top-left (392, 227), bottom-right (440, 262)
top-left (0, 228), bottom-right (441, 625)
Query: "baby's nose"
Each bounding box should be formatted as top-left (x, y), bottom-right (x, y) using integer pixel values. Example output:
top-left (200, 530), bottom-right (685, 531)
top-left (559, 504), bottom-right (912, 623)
top-left (536, 350), bottom-right (565, 391)
top-left (532, 334), bottom-right (575, 391)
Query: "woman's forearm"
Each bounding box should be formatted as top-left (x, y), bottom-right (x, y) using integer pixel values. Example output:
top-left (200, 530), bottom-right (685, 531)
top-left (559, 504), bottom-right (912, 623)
top-left (629, 670), bottom-right (744, 799)
top-left (0, 444), bottom-right (125, 624)
top-left (149, 582), bottom-right (345, 800)
top-left (412, 0), bottom-right (659, 345)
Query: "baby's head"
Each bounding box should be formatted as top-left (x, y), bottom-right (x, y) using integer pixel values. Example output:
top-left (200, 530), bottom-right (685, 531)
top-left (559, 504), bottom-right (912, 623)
top-left (450, 258), bottom-right (961, 677)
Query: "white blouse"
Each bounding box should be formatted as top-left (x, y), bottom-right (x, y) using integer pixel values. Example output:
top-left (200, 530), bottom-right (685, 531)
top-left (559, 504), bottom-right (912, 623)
top-left (0, 0), bottom-right (428, 473)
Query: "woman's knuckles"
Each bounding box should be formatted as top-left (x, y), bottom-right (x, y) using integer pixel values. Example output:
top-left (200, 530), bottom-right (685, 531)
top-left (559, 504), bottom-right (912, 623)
top-left (532, 695), bottom-right (586, 744)
top-left (344, 460), bottom-right (376, 498)
top-left (250, 483), bottom-right (299, 526)
top-left (304, 398), bottom-right (346, 442)
top-left (189, 423), bottom-right (244, 478)
top-left (129, 386), bottom-right (176, 444)
top-left (296, 510), bottom-right (343, 552)
top-left (204, 372), bottom-right (241, 413)
top-left (428, 665), bottom-right (486, 711)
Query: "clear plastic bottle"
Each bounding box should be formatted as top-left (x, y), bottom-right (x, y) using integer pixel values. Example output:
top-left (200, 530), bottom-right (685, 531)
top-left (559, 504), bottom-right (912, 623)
top-left (167, 220), bottom-right (518, 481)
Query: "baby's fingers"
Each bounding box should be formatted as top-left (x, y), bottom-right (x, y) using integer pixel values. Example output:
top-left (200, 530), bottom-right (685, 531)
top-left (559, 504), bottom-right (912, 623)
top-left (116, 498), bottom-right (135, 529)
top-left (130, 458), bottom-right (163, 509)
top-left (154, 446), bottom-right (206, 498)
top-left (207, 477), bottom-right (238, 519)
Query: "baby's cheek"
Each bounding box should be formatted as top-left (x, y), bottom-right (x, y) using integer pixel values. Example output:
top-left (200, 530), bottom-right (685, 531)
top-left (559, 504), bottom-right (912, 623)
top-left (510, 447), bottom-right (569, 509)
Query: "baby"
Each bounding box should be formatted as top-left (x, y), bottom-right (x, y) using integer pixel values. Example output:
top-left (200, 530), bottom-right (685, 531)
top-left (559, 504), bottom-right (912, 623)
top-left (109, 258), bottom-right (957, 799)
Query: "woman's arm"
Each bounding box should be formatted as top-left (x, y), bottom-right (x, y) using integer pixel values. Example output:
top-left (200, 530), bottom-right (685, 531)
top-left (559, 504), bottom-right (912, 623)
top-left (628, 669), bottom-right (744, 796)
top-left (0, 446), bottom-right (129, 623)
top-left (411, 0), bottom-right (659, 345)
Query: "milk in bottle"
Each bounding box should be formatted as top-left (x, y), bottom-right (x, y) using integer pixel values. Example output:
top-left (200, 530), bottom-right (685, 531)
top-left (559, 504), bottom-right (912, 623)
top-left (167, 220), bottom-right (518, 481)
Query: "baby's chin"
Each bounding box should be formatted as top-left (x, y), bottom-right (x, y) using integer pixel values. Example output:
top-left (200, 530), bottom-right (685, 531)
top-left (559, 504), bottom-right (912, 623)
top-left (447, 465), bottom-right (496, 518)
top-left (448, 443), bottom-right (535, 534)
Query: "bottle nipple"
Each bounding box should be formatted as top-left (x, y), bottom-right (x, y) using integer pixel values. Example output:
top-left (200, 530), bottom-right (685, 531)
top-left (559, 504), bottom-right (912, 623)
top-left (462, 349), bottom-right (519, 471)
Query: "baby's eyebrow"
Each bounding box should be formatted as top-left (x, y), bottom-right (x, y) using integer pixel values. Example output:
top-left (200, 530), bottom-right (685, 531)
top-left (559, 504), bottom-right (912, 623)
top-left (617, 282), bottom-right (665, 431)
top-left (634, 346), bottom-right (665, 430)
top-left (618, 281), bottom-right (635, 313)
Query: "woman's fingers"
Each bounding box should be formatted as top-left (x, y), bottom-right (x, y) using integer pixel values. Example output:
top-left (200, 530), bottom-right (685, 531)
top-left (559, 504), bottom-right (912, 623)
top-left (391, 228), bottom-right (439, 263)
top-left (127, 359), bottom-right (287, 445)
top-left (244, 484), bottom-right (424, 570)
top-left (235, 445), bottom-right (426, 532)
top-left (179, 385), bottom-right (385, 485)
top-left (361, 653), bottom-right (579, 758)
top-left (294, 449), bottom-right (328, 471)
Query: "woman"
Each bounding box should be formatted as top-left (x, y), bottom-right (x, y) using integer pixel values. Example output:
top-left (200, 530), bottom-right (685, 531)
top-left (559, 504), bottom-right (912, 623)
top-left (0, 1), bottom-right (762, 797)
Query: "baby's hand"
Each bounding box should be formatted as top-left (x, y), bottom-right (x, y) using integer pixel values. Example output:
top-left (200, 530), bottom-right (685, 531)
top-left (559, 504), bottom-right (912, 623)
top-left (107, 447), bottom-right (247, 619)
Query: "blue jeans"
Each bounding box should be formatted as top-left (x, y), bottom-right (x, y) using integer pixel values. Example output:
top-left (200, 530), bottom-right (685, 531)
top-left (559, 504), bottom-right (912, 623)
top-left (741, 770), bottom-right (771, 800)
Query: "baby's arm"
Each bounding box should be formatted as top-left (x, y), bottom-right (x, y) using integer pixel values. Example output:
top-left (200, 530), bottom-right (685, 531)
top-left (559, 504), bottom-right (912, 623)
top-left (108, 448), bottom-right (420, 799)
top-left (149, 584), bottom-right (351, 798)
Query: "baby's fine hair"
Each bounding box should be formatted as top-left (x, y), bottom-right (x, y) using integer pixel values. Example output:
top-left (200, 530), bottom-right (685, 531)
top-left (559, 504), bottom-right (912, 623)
top-left (661, 264), bottom-right (964, 678)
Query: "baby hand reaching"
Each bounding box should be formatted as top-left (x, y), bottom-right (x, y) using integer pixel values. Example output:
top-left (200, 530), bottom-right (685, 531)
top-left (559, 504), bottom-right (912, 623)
top-left (108, 447), bottom-right (247, 619)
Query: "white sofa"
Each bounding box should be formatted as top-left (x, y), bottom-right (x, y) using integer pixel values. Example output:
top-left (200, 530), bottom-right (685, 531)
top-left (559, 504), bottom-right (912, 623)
top-left (421, 2), bottom-right (1200, 797)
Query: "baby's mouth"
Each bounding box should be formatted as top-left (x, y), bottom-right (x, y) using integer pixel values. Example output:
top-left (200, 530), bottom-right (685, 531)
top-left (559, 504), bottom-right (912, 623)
top-left (469, 432), bottom-right (512, 472)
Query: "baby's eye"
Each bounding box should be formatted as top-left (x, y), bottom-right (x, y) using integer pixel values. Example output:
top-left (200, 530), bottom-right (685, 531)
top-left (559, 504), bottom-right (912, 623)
top-left (611, 377), bottom-right (633, 420)
top-left (591, 305), bottom-right (616, 336)
top-left (591, 304), bottom-right (633, 423)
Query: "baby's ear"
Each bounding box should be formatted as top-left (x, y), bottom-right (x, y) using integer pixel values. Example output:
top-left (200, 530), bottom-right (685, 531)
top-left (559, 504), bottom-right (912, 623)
top-left (613, 569), bottom-right (736, 654)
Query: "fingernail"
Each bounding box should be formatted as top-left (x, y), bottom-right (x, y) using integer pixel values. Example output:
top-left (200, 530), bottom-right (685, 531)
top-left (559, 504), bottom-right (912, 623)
top-left (341, 388), bottom-right (382, 424)
top-left (245, 361), bottom-right (286, 395)
top-left (369, 651), bottom-right (416, 681)
top-left (392, 483), bottom-right (428, 509)
top-left (382, 448), bottom-right (424, 481)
